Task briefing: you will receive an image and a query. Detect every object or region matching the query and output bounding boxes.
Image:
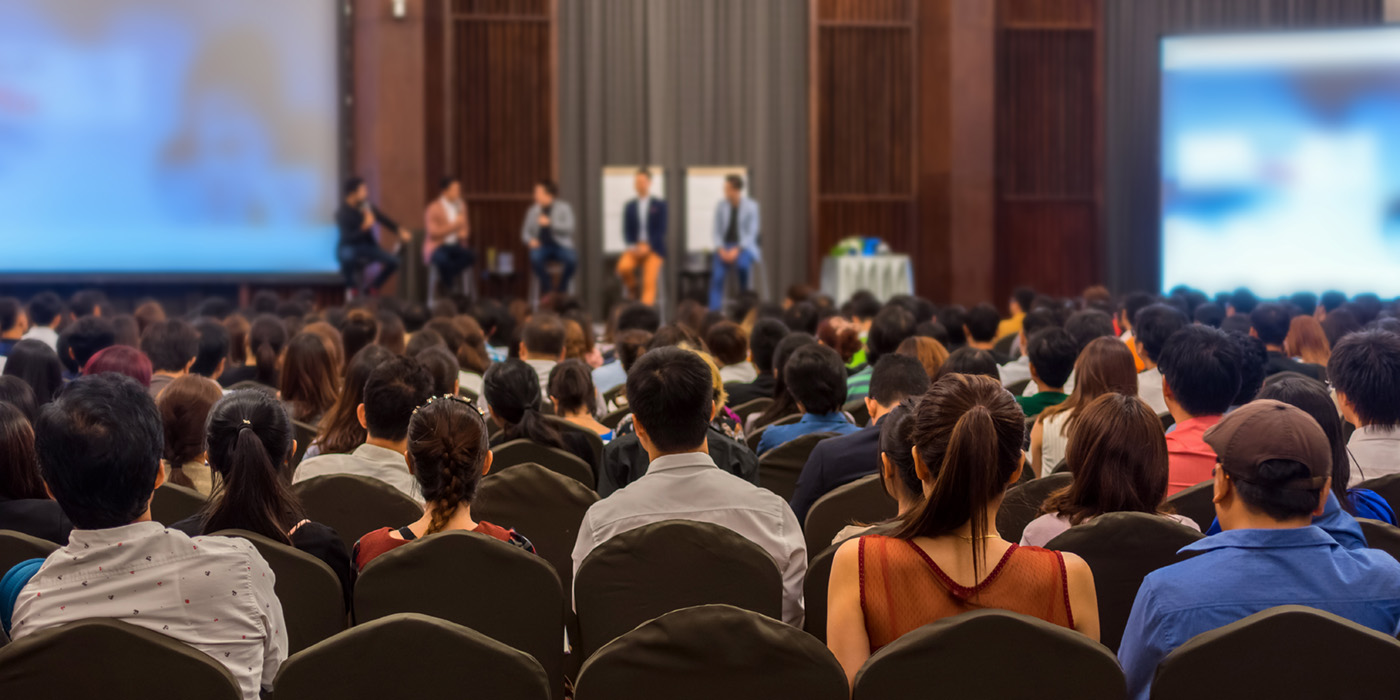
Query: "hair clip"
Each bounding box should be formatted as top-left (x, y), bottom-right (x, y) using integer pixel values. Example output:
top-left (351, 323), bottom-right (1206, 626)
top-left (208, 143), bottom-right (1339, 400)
top-left (413, 394), bottom-right (486, 419)
top-left (241, 419), bottom-right (251, 425)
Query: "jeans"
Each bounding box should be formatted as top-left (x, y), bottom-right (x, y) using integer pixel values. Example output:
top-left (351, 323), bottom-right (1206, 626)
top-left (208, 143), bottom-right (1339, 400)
top-left (430, 244), bottom-right (477, 287)
top-left (709, 248), bottom-right (754, 310)
top-left (338, 243), bottom-right (399, 292)
top-left (531, 243), bottom-right (577, 295)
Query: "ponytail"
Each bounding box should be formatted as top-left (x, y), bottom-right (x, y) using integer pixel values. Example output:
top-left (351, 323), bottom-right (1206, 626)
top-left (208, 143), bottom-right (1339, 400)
top-left (253, 341), bottom-right (278, 386)
top-left (202, 390), bottom-right (304, 544)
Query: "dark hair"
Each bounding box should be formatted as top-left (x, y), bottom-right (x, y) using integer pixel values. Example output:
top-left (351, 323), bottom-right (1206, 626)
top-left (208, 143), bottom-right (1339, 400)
top-left (314, 345), bottom-right (393, 455)
top-left (725, 174), bottom-right (745, 192)
top-left (109, 314), bottom-right (140, 348)
top-left (140, 319), bottom-right (199, 373)
top-left (615, 329), bottom-right (653, 372)
top-left (705, 322), bottom-right (749, 366)
top-left (522, 314), bottom-right (567, 357)
top-left (869, 354), bottom-right (930, 408)
top-left (1011, 287), bottom-right (1036, 313)
top-left (616, 303), bottom-right (662, 334)
top-left (248, 315), bottom-right (288, 387)
top-left (963, 304), bottom-right (1001, 343)
top-left (1120, 293), bottom-right (1156, 329)
top-left (648, 324), bottom-right (703, 351)
top-left (424, 317), bottom-right (466, 356)
top-left (1328, 330), bottom-right (1400, 428)
top-left (848, 292), bottom-right (881, 322)
top-left (195, 296), bottom-right (232, 320)
top-left (934, 347), bottom-right (999, 382)
top-left (0, 403), bottom-right (45, 500)
top-left (68, 289), bottom-right (107, 318)
top-left (157, 374), bottom-right (223, 471)
top-left (223, 315), bottom-right (250, 364)
top-left (894, 374), bottom-right (1025, 582)
top-left (916, 321), bottom-right (951, 347)
top-left (1220, 314), bottom-right (1253, 335)
top-left (1043, 393), bottom-right (1171, 525)
top-left (408, 397), bottom-right (490, 535)
top-left (748, 319), bottom-right (789, 373)
top-left (35, 374), bottom-right (163, 529)
top-left (438, 175), bottom-right (459, 192)
top-left (868, 306), bottom-right (916, 366)
top-left (1133, 304), bottom-right (1188, 363)
top-left (626, 347), bottom-right (713, 452)
top-left (1321, 308), bottom-right (1363, 346)
top-left (880, 399), bottom-right (921, 498)
top-left (1230, 332), bottom-right (1268, 406)
top-left (339, 309), bottom-right (380, 368)
top-left (343, 175), bottom-right (365, 196)
top-left (482, 359), bottom-right (565, 448)
top-left (1320, 291), bottom-right (1347, 313)
top-left (785, 345), bottom-right (848, 415)
top-left (535, 179), bottom-right (558, 196)
top-left (251, 291), bottom-right (280, 315)
top-left (402, 302), bottom-right (431, 334)
top-left (191, 319), bottom-right (230, 378)
top-left (1231, 459), bottom-right (1326, 521)
top-left (26, 292), bottom-right (64, 328)
top-left (782, 302), bottom-right (818, 335)
top-left (1193, 303), bottom-right (1225, 328)
top-left (1021, 308), bottom-right (1060, 340)
top-left (1257, 376), bottom-right (1354, 513)
top-left (1229, 288), bottom-right (1260, 315)
top-left (548, 359), bottom-right (598, 416)
top-left (0, 376), bottom-right (38, 425)
top-left (377, 312), bottom-right (407, 355)
top-left (201, 391), bottom-right (306, 544)
top-left (406, 328), bottom-right (445, 357)
top-left (1041, 337), bottom-right (1139, 432)
top-left (1027, 328), bottom-right (1077, 389)
top-left (1064, 310), bottom-right (1116, 353)
top-left (1158, 325), bottom-right (1241, 417)
top-left (1249, 303), bottom-right (1292, 346)
top-left (63, 316), bottom-right (116, 370)
top-left (416, 346), bottom-right (460, 397)
top-left (133, 301), bottom-right (167, 335)
top-left (280, 332), bottom-right (341, 423)
top-left (1290, 292), bottom-right (1319, 316)
top-left (2, 340), bottom-right (64, 406)
top-left (454, 316), bottom-right (491, 375)
top-left (0, 297), bottom-right (23, 332)
top-left (754, 333), bottom-right (818, 428)
top-left (363, 356), bottom-right (435, 442)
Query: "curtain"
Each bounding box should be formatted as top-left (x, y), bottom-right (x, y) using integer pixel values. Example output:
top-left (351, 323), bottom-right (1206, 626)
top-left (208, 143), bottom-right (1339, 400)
top-left (1104, 0), bottom-right (1383, 294)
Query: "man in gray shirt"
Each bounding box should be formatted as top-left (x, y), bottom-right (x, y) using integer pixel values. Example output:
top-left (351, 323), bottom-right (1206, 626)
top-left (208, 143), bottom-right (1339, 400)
top-left (521, 179), bottom-right (577, 297)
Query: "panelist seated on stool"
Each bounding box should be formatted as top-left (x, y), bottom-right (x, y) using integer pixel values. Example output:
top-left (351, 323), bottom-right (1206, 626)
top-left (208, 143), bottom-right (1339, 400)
top-left (521, 179), bottom-right (577, 298)
top-left (617, 169), bottom-right (668, 306)
top-left (709, 174), bottom-right (761, 311)
top-left (424, 175), bottom-right (475, 295)
top-left (336, 176), bottom-right (412, 296)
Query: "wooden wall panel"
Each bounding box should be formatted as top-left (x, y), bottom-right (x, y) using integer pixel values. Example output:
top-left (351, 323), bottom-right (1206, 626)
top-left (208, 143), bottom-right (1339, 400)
top-left (817, 0), bottom-right (913, 23)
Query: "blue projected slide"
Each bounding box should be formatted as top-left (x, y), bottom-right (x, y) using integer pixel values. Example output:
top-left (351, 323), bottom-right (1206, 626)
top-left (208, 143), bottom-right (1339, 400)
top-left (0, 1), bottom-right (340, 276)
top-left (1161, 28), bottom-right (1400, 297)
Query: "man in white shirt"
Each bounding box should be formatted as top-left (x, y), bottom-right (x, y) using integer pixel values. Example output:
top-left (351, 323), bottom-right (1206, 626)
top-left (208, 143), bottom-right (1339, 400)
top-left (572, 347), bottom-right (806, 626)
top-left (706, 320), bottom-right (757, 385)
top-left (518, 312), bottom-right (605, 414)
top-left (1329, 330), bottom-right (1400, 485)
top-left (20, 291), bottom-right (63, 352)
top-left (1131, 303), bottom-right (1188, 416)
top-left (2, 374), bottom-right (286, 700)
top-left (293, 356), bottom-right (434, 503)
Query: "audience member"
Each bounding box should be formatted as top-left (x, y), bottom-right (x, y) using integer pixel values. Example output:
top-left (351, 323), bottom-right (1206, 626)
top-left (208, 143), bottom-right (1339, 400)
top-left (1320, 307), bottom-right (1362, 346)
top-left (960, 303), bottom-right (1006, 360)
top-left (132, 300), bottom-right (166, 336)
top-left (2, 340), bottom-right (64, 406)
top-left (725, 318), bottom-right (788, 406)
top-left (0, 376), bottom-right (38, 425)
top-left (999, 307), bottom-right (1060, 388)
top-left (549, 359), bottom-right (611, 438)
top-left (417, 345), bottom-right (461, 396)
top-left (1229, 332), bottom-right (1268, 408)
top-left (1018, 328), bottom-right (1075, 417)
top-left (1329, 330), bottom-right (1400, 485)
top-left (229, 314), bottom-right (286, 389)
top-left (828, 400), bottom-right (923, 543)
top-left (707, 321), bottom-right (755, 385)
top-left (454, 315), bottom-right (491, 396)
top-left (817, 316), bottom-right (864, 368)
top-left (405, 327), bottom-right (445, 358)
top-left (1, 374), bottom-right (286, 700)
top-left (1284, 314), bottom-right (1332, 368)
top-left (1033, 337), bottom-right (1138, 475)
top-left (1159, 325), bottom-right (1242, 494)
top-left (894, 336), bottom-right (948, 380)
top-left (1118, 400), bottom-right (1400, 700)
top-left (1252, 303), bottom-right (1325, 381)
top-left (310, 345), bottom-right (394, 460)
top-left (190, 318), bottom-right (230, 381)
top-left (750, 333), bottom-right (818, 432)
top-left (339, 309), bottom-right (380, 369)
top-left (0, 402), bottom-right (72, 543)
top-left (482, 358), bottom-right (597, 472)
top-left (220, 314), bottom-right (251, 379)
top-left (83, 345), bottom-right (153, 388)
top-left (1192, 302), bottom-right (1225, 328)
top-left (996, 286), bottom-right (1035, 340)
top-left (62, 316), bottom-right (116, 378)
top-left (376, 311), bottom-right (407, 355)
top-left (1116, 292), bottom-right (1157, 371)
top-left (1064, 309), bottom-right (1117, 355)
top-left (279, 331), bottom-right (341, 425)
top-left (156, 375), bottom-right (224, 495)
top-left (20, 293), bottom-right (63, 352)
top-left (0, 297), bottom-right (27, 370)
top-left (140, 319), bottom-right (199, 399)
top-left (518, 313), bottom-right (567, 399)
top-left (1132, 304), bottom-right (1188, 414)
top-left (934, 347), bottom-right (1000, 382)
top-left (847, 306), bottom-right (916, 401)
top-left (755, 345), bottom-right (859, 455)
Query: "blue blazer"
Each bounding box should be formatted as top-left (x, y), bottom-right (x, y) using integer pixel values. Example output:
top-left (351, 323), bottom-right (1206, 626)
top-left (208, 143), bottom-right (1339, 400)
top-left (712, 196), bottom-right (761, 260)
top-left (623, 198), bottom-right (668, 258)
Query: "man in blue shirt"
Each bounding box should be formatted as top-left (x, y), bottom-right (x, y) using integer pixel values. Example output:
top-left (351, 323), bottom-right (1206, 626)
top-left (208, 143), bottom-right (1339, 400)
top-left (756, 344), bottom-right (860, 456)
top-left (708, 174), bottom-right (761, 311)
top-left (1118, 400), bottom-right (1400, 700)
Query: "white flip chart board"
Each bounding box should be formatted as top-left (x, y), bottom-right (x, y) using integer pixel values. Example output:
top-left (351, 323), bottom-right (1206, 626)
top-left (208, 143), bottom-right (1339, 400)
top-left (601, 166), bottom-right (666, 254)
top-left (685, 166), bottom-right (748, 254)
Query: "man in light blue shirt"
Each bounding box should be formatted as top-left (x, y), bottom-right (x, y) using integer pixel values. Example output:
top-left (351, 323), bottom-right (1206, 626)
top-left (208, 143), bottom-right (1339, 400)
top-left (709, 174), bottom-right (761, 311)
top-left (756, 344), bottom-right (859, 455)
top-left (1118, 400), bottom-right (1400, 700)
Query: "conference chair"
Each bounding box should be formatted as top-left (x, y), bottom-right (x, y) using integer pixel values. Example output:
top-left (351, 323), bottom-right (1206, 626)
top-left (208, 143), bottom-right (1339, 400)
top-left (0, 619), bottom-right (241, 700)
top-left (573, 520), bottom-right (784, 661)
top-left (459, 385), bottom-right (480, 403)
top-left (1043, 512), bottom-right (1205, 652)
top-left (1357, 518), bottom-right (1400, 563)
top-left (211, 529), bottom-right (345, 654)
top-left (851, 610), bottom-right (1126, 700)
top-left (293, 474), bottom-right (424, 550)
top-left (804, 542), bottom-right (841, 643)
top-left (354, 531), bottom-right (565, 699)
top-left (1162, 480), bottom-right (1215, 532)
top-left (274, 613), bottom-right (549, 700)
top-left (996, 472), bottom-right (1073, 544)
top-left (1151, 606), bottom-right (1400, 700)
top-left (843, 397), bottom-right (870, 427)
top-left (1006, 378), bottom-right (1032, 396)
top-left (731, 397), bottom-right (773, 423)
top-left (0, 530), bottom-right (59, 583)
top-left (492, 438), bottom-right (595, 489)
top-left (290, 420), bottom-right (319, 469)
top-left (744, 413), bottom-right (803, 452)
top-left (575, 604), bottom-right (847, 700)
top-left (803, 474), bottom-right (898, 556)
top-left (758, 431), bottom-right (840, 502)
top-left (473, 462), bottom-right (600, 599)
top-left (600, 406), bottom-right (631, 430)
top-left (1356, 473), bottom-right (1400, 514)
top-left (150, 482), bottom-right (207, 527)
top-left (544, 415), bottom-right (605, 472)
top-left (993, 333), bottom-right (1017, 360)
top-left (602, 384), bottom-right (626, 409)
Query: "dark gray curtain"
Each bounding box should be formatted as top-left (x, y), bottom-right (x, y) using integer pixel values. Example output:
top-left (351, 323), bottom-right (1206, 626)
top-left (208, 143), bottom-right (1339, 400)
top-left (559, 0), bottom-right (809, 316)
top-left (1104, 0), bottom-right (1383, 294)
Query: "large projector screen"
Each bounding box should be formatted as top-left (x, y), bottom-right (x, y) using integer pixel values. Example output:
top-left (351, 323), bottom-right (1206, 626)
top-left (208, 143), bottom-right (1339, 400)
top-left (1161, 28), bottom-right (1400, 297)
top-left (0, 1), bottom-right (340, 277)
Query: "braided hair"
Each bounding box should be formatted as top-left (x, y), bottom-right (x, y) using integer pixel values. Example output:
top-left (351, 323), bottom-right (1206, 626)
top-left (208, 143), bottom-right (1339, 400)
top-left (407, 395), bottom-right (490, 535)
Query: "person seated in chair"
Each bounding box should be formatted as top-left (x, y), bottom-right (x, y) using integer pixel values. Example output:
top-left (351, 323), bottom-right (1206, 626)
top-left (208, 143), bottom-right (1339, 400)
top-left (1159, 325), bottom-right (1241, 495)
top-left (549, 360), bottom-right (612, 440)
top-left (755, 344), bottom-right (861, 456)
top-left (1016, 328), bottom-right (1075, 418)
top-left (828, 399), bottom-right (923, 544)
top-left (1329, 330), bottom-right (1400, 485)
top-left (708, 175), bottom-right (761, 311)
top-left (140, 319), bottom-right (200, 400)
top-left (616, 169), bottom-right (668, 305)
top-left (724, 318), bottom-right (789, 407)
top-left (424, 175), bottom-right (475, 293)
top-left (482, 358), bottom-right (597, 473)
top-left (1251, 302), bottom-right (1325, 381)
top-left (707, 321), bottom-right (756, 385)
top-left (521, 179), bottom-right (577, 299)
top-left (336, 176), bottom-right (412, 297)
top-left (846, 306), bottom-right (916, 402)
top-left (0, 402), bottom-right (73, 544)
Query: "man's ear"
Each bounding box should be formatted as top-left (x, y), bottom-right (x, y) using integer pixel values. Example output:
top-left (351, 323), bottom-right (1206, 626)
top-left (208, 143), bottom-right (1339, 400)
top-left (518, 343), bottom-right (529, 361)
top-left (864, 396), bottom-right (879, 423)
top-left (482, 450), bottom-right (494, 476)
top-left (67, 347), bottom-right (76, 361)
top-left (183, 357), bottom-right (197, 373)
top-left (1249, 328), bottom-right (1259, 339)
top-left (1162, 375), bottom-right (1174, 402)
top-left (153, 461), bottom-right (167, 490)
top-left (357, 403), bottom-right (368, 430)
top-left (1134, 339), bottom-right (1146, 362)
top-left (213, 358), bottom-right (226, 381)
top-left (1212, 464), bottom-right (1229, 505)
top-left (1005, 452), bottom-right (1026, 491)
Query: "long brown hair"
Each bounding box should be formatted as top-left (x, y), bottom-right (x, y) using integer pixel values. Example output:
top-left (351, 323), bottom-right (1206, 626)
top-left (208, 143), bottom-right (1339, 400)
top-left (407, 396), bottom-right (490, 535)
top-left (314, 344), bottom-right (394, 455)
top-left (0, 403), bottom-right (46, 500)
top-left (1284, 315), bottom-right (1331, 366)
top-left (455, 315), bottom-right (491, 374)
top-left (1039, 336), bottom-right (1137, 434)
top-left (279, 332), bottom-right (341, 423)
top-left (893, 374), bottom-right (1025, 581)
top-left (1042, 393), bottom-right (1171, 525)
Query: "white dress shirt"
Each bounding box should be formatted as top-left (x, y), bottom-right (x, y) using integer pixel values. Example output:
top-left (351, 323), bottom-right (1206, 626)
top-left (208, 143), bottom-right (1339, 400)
top-left (292, 443), bottom-right (423, 504)
top-left (719, 362), bottom-right (757, 385)
top-left (571, 451), bottom-right (807, 626)
top-left (21, 325), bottom-right (58, 352)
top-left (10, 522), bottom-right (287, 700)
top-left (1348, 425), bottom-right (1400, 487)
top-left (1138, 366), bottom-right (1168, 415)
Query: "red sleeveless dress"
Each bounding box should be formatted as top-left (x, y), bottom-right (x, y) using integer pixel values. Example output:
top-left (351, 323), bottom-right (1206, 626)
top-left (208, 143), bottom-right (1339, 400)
top-left (858, 535), bottom-right (1074, 650)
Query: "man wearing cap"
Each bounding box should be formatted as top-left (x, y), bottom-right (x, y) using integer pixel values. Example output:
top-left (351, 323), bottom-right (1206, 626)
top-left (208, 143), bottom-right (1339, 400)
top-left (1118, 400), bottom-right (1400, 700)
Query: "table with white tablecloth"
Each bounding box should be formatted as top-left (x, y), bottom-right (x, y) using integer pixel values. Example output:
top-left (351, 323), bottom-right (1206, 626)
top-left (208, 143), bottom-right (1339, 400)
top-left (820, 254), bottom-right (914, 303)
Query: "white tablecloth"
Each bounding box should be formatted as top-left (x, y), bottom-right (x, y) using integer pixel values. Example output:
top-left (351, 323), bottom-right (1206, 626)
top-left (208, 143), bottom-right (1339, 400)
top-left (821, 254), bottom-right (913, 303)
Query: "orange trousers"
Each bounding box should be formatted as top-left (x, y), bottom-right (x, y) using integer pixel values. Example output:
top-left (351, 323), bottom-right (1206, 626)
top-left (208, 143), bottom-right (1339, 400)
top-left (616, 249), bottom-right (664, 305)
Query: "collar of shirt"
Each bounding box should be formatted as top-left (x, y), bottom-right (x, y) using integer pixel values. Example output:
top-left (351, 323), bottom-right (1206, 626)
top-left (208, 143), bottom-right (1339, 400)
top-left (646, 451), bottom-right (718, 475)
top-left (351, 443), bottom-right (409, 473)
top-left (67, 520), bottom-right (166, 550)
top-left (1167, 415), bottom-right (1222, 439)
top-left (798, 412), bottom-right (853, 427)
top-left (1179, 525), bottom-right (1339, 555)
top-left (1352, 425), bottom-right (1400, 444)
top-left (440, 197), bottom-right (461, 222)
top-left (524, 358), bottom-right (558, 374)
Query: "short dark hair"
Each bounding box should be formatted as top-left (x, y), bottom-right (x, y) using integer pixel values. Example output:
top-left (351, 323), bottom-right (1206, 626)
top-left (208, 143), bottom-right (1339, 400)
top-left (64, 316), bottom-right (116, 369)
top-left (1230, 332), bottom-right (1268, 405)
top-left (1290, 292), bottom-right (1319, 316)
top-left (725, 174), bottom-right (745, 191)
top-left (615, 329), bottom-right (653, 372)
top-left (35, 373), bottom-right (163, 529)
top-left (1232, 459), bottom-right (1327, 520)
top-left (343, 175), bottom-right (365, 196)
top-left (705, 321), bottom-right (749, 366)
top-left (849, 293), bottom-right (882, 322)
top-left (1021, 308), bottom-right (1060, 340)
top-left (868, 306), bottom-right (916, 366)
top-left (1249, 303), bottom-right (1292, 346)
top-left (536, 179), bottom-right (559, 196)
top-left (362, 356), bottom-right (434, 441)
top-left (1011, 287), bottom-right (1036, 312)
top-left (1121, 292), bottom-right (1157, 328)
top-left (416, 346), bottom-right (460, 396)
top-left (636, 168), bottom-right (652, 180)
top-left (1158, 325), bottom-right (1241, 417)
top-left (785, 345), bottom-right (848, 415)
top-left (140, 319), bottom-right (200, 373)
top-left (748, 319), bottom-right (790, 373)
top-left (0, 297), bottom-right (21, 333)
top-left (69, 289), bottom-right (107, 318)
top-left (938, 305), bottom-right (967, 346)
top-left (191, 319), bottom-right (230, 378)
top-left (626, 347), bottom-right (713, 452)
top-left (1320, 291), bottom-right (1347, 313)
top-left (1134, 304), bottom-right (1188, 363)
top-left (522, 314), bottom-right (566, 357)
top-left (1230, 288), bottom-right (1260, 315)
top-left (27, 292), bottom-right (64, 327)
top-left (935, 347), bottom-right (1001, 382)
top-left (1193, 303), bottom-right (1225, 328)
top-left (880, 399), bottom-right (921, 496)
top-left (782, 302), bottom-right (818, 335)
top-left (1328, 330), bottom-right (1400, 428)
top-left (1027, 328), bottom-right (1077, 388)
top-left (439, 175), bottom-right (458, 192)
top-left (616, 303), bottom-right (662, 333)
top-left (963, 304), bottom-right (1001, 343)
top-left (868, 354), bottom-right (930, 407)
top-left (1064, 310), bottom-right (1116, 353)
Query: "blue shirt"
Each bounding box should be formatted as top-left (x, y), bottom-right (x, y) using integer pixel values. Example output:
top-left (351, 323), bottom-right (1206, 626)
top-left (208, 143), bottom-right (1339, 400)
top-left (755, 412), bottom-right (860, 456)
top-left (1118, 526), bottom-right (1400, 700)
top-left (1203, 491), bottom-right (1388, 547)
top-left (592, 360), bottom-right (627, 394)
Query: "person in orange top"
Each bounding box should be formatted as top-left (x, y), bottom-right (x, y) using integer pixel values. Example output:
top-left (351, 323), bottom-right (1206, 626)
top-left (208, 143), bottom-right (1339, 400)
top-left (1158, 325), bottom-right (1242, 495)
top-left (1117, 292), bottom-right (1156, 373)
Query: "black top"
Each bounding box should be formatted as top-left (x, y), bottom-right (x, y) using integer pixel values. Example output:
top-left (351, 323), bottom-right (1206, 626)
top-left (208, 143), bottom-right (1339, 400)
top-left (171, 515), bottom-right (354, 605)
top-left (725, 373), bottom-right (777, 407)
top-left (335, 202), bottom-right (401, 248)
top-left (724, 202), bottom-right (740, 247)
top-left (538, 204), bottom-right (555, 247)
top-left (491, 425), bottom-right (598, 474)
top-left (788, 424), bottom-right (882, 524)
top-left (1264, 351), bottom-right (1326, 382)
top-left (598, 425), bottom-right (759, 497)
top-left (0, 496), bottom-right (73, 545)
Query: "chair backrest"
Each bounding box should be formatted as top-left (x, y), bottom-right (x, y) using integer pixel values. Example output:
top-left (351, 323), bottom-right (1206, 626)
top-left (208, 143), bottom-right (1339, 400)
top-left (1162, 480), bottom-right (1215, 532)
top-left (293, 474), bottom-right (424, 550)
top-left (843, 398), bottom-right (870, 428)
top-left (473, 463), bottom-right (600, 599)
top-left (758, 431), bottom-right (840, 501)
top-left (150, 482), bottom-right (207, 526)
top-left (600, 406), bottom-right (631, 429)
top-left (543, 415), bottom-right (605, 472)
top-left (576, 604), bottom-right (847, 700)
top-left (211, 529), bottom-right (345, 654)
top-left (602, 384), bottom-right (625, 408)
top-left (803, 542), bottom-right (841, 642)
top-left (1006, 377), bottom-right (1032, 396)
top-left (1151, 605), bottom-right (1400, 700)
top-left (0, 618), bottom-right (242, 700)
top-left (354, 531), bottom-right (565, 698)
top-left (1043, 512), bottom-right (1205, 652)
top-left (290, 420), bottom-right (319, 469)
top-left (1357, 518), bottom-right (1400, 563)
top-left (732, 397), bottom-right (774, 422)
top-left (994, 333), bottom-right (1017, 358)
top-left (492, 438), bottom-right (594, 488)
top-left (1356, 472), bottom-right (1400, 514)
top-left (274, 613), bottom-right (549, 700)
top-left (995, 472), bottom-right (1073, 544)
top-left (574, 520), bottom-right (784, 660)
top-left (803, 474), bottom-right (897, 556)
top-left (851, 609), bottom-right (1126, 700)
top-left (745, 413), bottom-right (803, 452)
top-left (0, 530), bottom-right (59, 579)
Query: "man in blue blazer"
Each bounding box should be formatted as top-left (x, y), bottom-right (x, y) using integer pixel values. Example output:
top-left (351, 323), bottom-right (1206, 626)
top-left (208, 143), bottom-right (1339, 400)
top-left (709, 174), bottom-right (761, 310)
top-left (616, 169), bottom-right (668, 305)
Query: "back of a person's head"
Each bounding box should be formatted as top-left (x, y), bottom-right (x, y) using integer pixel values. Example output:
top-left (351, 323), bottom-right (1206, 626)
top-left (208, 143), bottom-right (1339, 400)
top-left (0, 376), bottom-right (38, 426)
top-left (417, 345), bottom-right (460, 396)
top-left (140, 319), bottom-right (199, 373)
top-left (64, 316), bottom-right (116, 370)
top-left (35, 373), bottom-right (162, 529)
top-left (376, 311), bottom-right (407, 355)
top-left (937, 305), bottom-right (968, 346)
top-left (408, 395), bottom-right (490, 534)
top-left (1021, 308), bottom-right (1060, 340)
top-left (424, 317), bottom-right (466, 356)
top-left (0, 297), bottom-right (23, 333)
top-left (67, 289), bottom-right (106, 318)
top-left (1120, 292), bottom-right (1156, 328)
top-left (818, 318), bottom-right (864, 365)
top-left (1232, 457), bottom-right (1326, 521)
top-left (1289, 291), bottom-right (1319, 316)
top-left (1319, 290), bottom-right (1347, 313)
top-left (868, 305), bottom-right (916, 365)
top-left (26, 292), bottom-right (64, 328)
top-left (1048, 393), bottom-right (1168, 525)
top-left (3, 339), bottom-right (64, 406)
top-left (522, 314), bottom-right (567, 358)
top-left (83, 345), bottom-right (153, 388)
top-left (1229, 332), bottom-right (1268, 405)
top-left (705, 321), bottom-right (749, 367)
top-left (1026, 328), bottom-right (1077, 389)
top-left (934, 347), bottom-right (999, 382)
top-left (626, 347), bottom-right (714, 453)
top-left (1011, 286), bottom-right (1036, 313)
top-left (869, 354), bottom-right (930, 408)
top-left (784, 344), bottom-right (848, 416)
top-left (203, 390), bottom-right (302, 542)
top-left (963, 304), bottom-right (1001, 343)
top-left (315, 345), bottom-right (394, 456)
top-left (280, 332), bottom-right (341, 421)
top-left (748, 319), bottom-right (789, 373)
top-left (1248, 303), bottom-right (1292, 347)
top-left (133, 300), bottom-right (167, 336)
top-left (849, 293), bottom-right (882, 322)
top-left (894, 336), bottom-right (947, 380)
top-left (482, 358), bottom-right (544, 423)
top-left (915, 320), bottom-right (950, 347)
top-left (1257, 376), bottom-right (1352, 505)
top-left (1046, 337), bottom-right (1138, 424)
top-left (1133, 304), bottom-right (1188, 363)
top-left (339, 309), bottom-right (380, 367)
top-left (1158, 325), bottom-right (1241, 417)
top-left (363, 356), bottom-right (434, 441)
top-left (1229, 288), bottom-right (1260, 315)
top-left (406, 328), bottom-right (445, 357)
top-left (1063, 309), bottom-right (1115, 354)
top-left (0, 402), bottom-right (44, 500)
top-left (1329, 329), bottom-right (1400, 428)
top-left (190, 318), bottom-right (230, 378)
top-left (548, 359), bottom-right (597, 416)
top-left (615, 329), bottom-right (653, 373)
top-left (616, 302), bottom-right (662, 334)
top-left (1193, 302), bottom-right (1225, 328)
top-left (157, 374), bottom-right (223, 468)
top-left (879, 399), bottom-right (921, 498)
top-left (782, 302), bottom-right (818, 335)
